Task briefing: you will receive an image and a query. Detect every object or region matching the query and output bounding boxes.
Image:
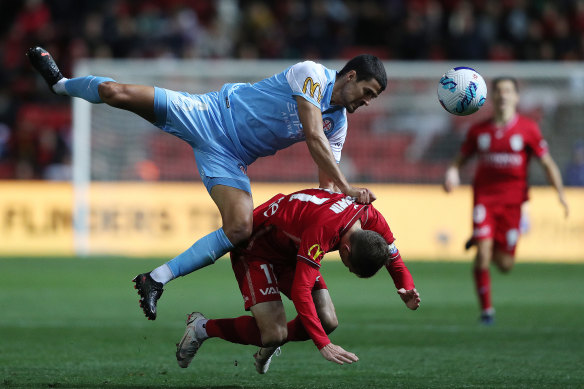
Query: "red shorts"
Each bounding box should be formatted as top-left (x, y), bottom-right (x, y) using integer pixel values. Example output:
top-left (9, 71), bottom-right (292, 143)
top-left (472, 202), bottom-right (521, 255)
top-left (230, 252), bottom-right (327, 311)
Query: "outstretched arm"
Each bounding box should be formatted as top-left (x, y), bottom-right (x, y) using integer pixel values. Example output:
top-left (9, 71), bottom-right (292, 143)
top-left (539, 153), bottom-right (569, 218)
top-left (361, 205), bottom-right (420, 309)
top-left (296, 96), bottom-right (375, 204)
top-left (291, 260), bottom-right (358, 365)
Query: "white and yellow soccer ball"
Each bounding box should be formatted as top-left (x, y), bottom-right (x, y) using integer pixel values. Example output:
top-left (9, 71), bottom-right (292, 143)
top-left (437, 67), bottom-right (487, 116)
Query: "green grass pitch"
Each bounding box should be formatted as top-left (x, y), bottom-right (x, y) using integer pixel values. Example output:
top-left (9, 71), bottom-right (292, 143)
top-left (1, 257), bottom-right (583, 388)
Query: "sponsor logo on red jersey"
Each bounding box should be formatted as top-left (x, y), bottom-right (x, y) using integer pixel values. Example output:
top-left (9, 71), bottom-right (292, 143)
top-left (308, 244), bottom-right (325, 262)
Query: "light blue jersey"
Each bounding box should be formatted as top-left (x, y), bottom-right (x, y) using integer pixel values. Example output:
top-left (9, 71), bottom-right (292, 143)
top-left (219, 61), bottom-right (347, 165)
top-left (153, 61), bottom-right (347, 194)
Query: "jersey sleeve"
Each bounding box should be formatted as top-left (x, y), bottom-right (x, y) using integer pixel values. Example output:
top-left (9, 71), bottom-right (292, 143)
top-left (286, 61), bottom-right (328, 109)
top-left (386, 256), bottom-right (415, 290)
top-left (361, 206), bottom-right (395, 246)
top-left (290, 260), bottom-right (331, 349)
top-left (296, 224), bottom-right (335, 268)
top-left (526, 121), bottom-right (549, 158)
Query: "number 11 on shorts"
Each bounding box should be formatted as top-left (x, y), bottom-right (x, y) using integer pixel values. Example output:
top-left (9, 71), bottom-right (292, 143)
top-left (260, 264), bottom-right (275, 284)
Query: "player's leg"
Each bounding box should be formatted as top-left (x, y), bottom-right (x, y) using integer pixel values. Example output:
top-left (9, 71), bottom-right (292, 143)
top-left (27, 46), bottom-right (156, 123)
top-left (132, 198), bottom-right (250, 322)
top-left (200, 301), bottom-right (287, 346)
top-left (274, 270), bottom-right (336, 341)
top-left (147, 94), bottom-right (253, 280)
top-left (470, 203), bottom-right (496, 324)
top-left (160, 185), bottom-right (252, 278)
top-left (176, 254), bottom-right (286, 369)
top-left (249, 301), bottom-right (289, 375)
top-left (474, 238), bottom-right (495, 324)
top-left (313, 289), bottom-right (339, 334)
top-left (492, 204), bottom-right (521, 273)
top-left (205, 254), bottom-right (286, 347)
top-left (175, 302), bottom-right (287, 369)
top-left (210, 184), bottom-right (254, 246)
top-left (282, 289), bottom-right (338, 342)
top-left (253, 274), bottom-right (336, 374)
top-left (250, 301), bottom-right (288, 346)
top-left (132, 90), bottom-right (255, 319)
top-left (493, 250), bottom-right (515, 273)
top-left (97, 82), bottom-right (156, 123)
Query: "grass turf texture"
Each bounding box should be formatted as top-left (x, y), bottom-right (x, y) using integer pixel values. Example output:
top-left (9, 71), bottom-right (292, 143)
top-left (1, 257), bottom-right (583, 389)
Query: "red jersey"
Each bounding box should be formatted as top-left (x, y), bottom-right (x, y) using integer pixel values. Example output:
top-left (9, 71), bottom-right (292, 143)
top-left (460, 114), bottom-right (548, 205)
top-left (236, 188), bottom-right (415, 349)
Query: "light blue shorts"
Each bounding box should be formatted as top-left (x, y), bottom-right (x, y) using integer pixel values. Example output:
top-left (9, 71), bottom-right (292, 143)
top-left (153, 87), bottom-right (251, 194)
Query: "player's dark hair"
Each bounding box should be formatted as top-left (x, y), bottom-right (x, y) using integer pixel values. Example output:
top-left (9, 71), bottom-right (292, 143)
top-left (338, 54), bottom-right (387, 92)
top-left (492, 76), bottom-right (519, 92)
top-left (348, 230), bottom-right (390, 278)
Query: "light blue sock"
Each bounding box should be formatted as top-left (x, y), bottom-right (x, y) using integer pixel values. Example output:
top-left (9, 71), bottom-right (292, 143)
top-left (64, 75), bottom-right (116, 103)
top-left (166, 228), bottom-right (234, 277)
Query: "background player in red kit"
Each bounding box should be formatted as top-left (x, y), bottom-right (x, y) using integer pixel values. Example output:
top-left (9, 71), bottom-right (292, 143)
top-left (443, 77), bottom-right (569, 325)
top-left (174, 188), bottom-right (420, 372)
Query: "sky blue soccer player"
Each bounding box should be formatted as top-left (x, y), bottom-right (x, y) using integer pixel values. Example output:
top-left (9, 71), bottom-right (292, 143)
top-left (27, 46), bottom-right (387, 320)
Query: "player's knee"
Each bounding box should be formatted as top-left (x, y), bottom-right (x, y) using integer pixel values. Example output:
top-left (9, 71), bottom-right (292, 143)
top-left (474, 256), bottom-right (490, 270)
top-left (224, 219), bottom-right (253, 245)
top-left (321, 313), bottom-right (338, 334)
top-left (98, 82), bottom-right (126, 106)
top-left (493, 251), bottom-right (514, 273)
top-left (260, 325), bottom-right (287, 347)
top-left (496, 258), bottom-right (515, 273)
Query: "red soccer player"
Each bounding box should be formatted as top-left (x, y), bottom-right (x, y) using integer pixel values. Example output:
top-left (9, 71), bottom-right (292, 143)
top-left (174, 188), bottom-right (420, 372)
top-left (443, 77), bottom-right (569, 325)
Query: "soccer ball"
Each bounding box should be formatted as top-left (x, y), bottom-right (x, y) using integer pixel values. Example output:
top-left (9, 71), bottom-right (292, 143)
top-left (437, 67), bottom-right (487, 116)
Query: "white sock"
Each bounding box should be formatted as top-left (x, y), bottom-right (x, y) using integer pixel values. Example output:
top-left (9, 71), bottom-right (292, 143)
top-left (150, 264), bottom-right (175, 285)
top-left (52, 77), bottom-right (69, 95)
top-left (196, 318), bottom-right (209, 340)
top-left (482, 307), bottom-right (496, 315)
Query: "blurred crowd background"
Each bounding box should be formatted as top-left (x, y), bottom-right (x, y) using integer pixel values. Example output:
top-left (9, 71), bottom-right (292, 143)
top-left (1, 0), bottom-right (584, 184)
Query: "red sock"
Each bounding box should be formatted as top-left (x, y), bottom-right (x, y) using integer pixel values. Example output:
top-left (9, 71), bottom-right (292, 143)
top-left (205, 316), bottom-right (263, 346)
top-left (473, 268), bottom-right (492, 311)
top-left (286, 316), bottom-right (310, 342)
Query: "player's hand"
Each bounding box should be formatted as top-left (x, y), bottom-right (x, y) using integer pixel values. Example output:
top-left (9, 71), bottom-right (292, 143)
top-left (345, 186), bottom-right (376, 204)
top-left (397, 288), bottom-right (420, 310)
top-left (443, 166), bottom-right (460, 193)
top-left (319, 343), bottom-right (359, 365)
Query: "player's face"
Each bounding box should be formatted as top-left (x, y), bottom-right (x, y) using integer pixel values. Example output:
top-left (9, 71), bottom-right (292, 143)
top-left (340, 72), bottom-right (382, 113)
top-left (492, 80), bottom-right (519, 113)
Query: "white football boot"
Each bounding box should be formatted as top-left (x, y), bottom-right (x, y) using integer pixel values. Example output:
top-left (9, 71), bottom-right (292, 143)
top-left (176, 312), bottom-right (207, 368)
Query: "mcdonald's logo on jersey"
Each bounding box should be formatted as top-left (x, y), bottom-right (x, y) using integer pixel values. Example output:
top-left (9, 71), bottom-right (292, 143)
top-left (308, 244), bottom-right (325, 262)
top-left (302, 77), bottom-right (323, 103)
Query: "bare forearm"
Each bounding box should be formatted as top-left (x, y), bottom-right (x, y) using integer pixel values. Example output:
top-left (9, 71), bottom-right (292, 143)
top-left (318, 169), bottom-right (339, 191)
top-left (306, 136), bottom-right (349, 192)
top-left (544, 161), bottom-right (564, 195)
top-left (540, 153), bottom-right (569, 217)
